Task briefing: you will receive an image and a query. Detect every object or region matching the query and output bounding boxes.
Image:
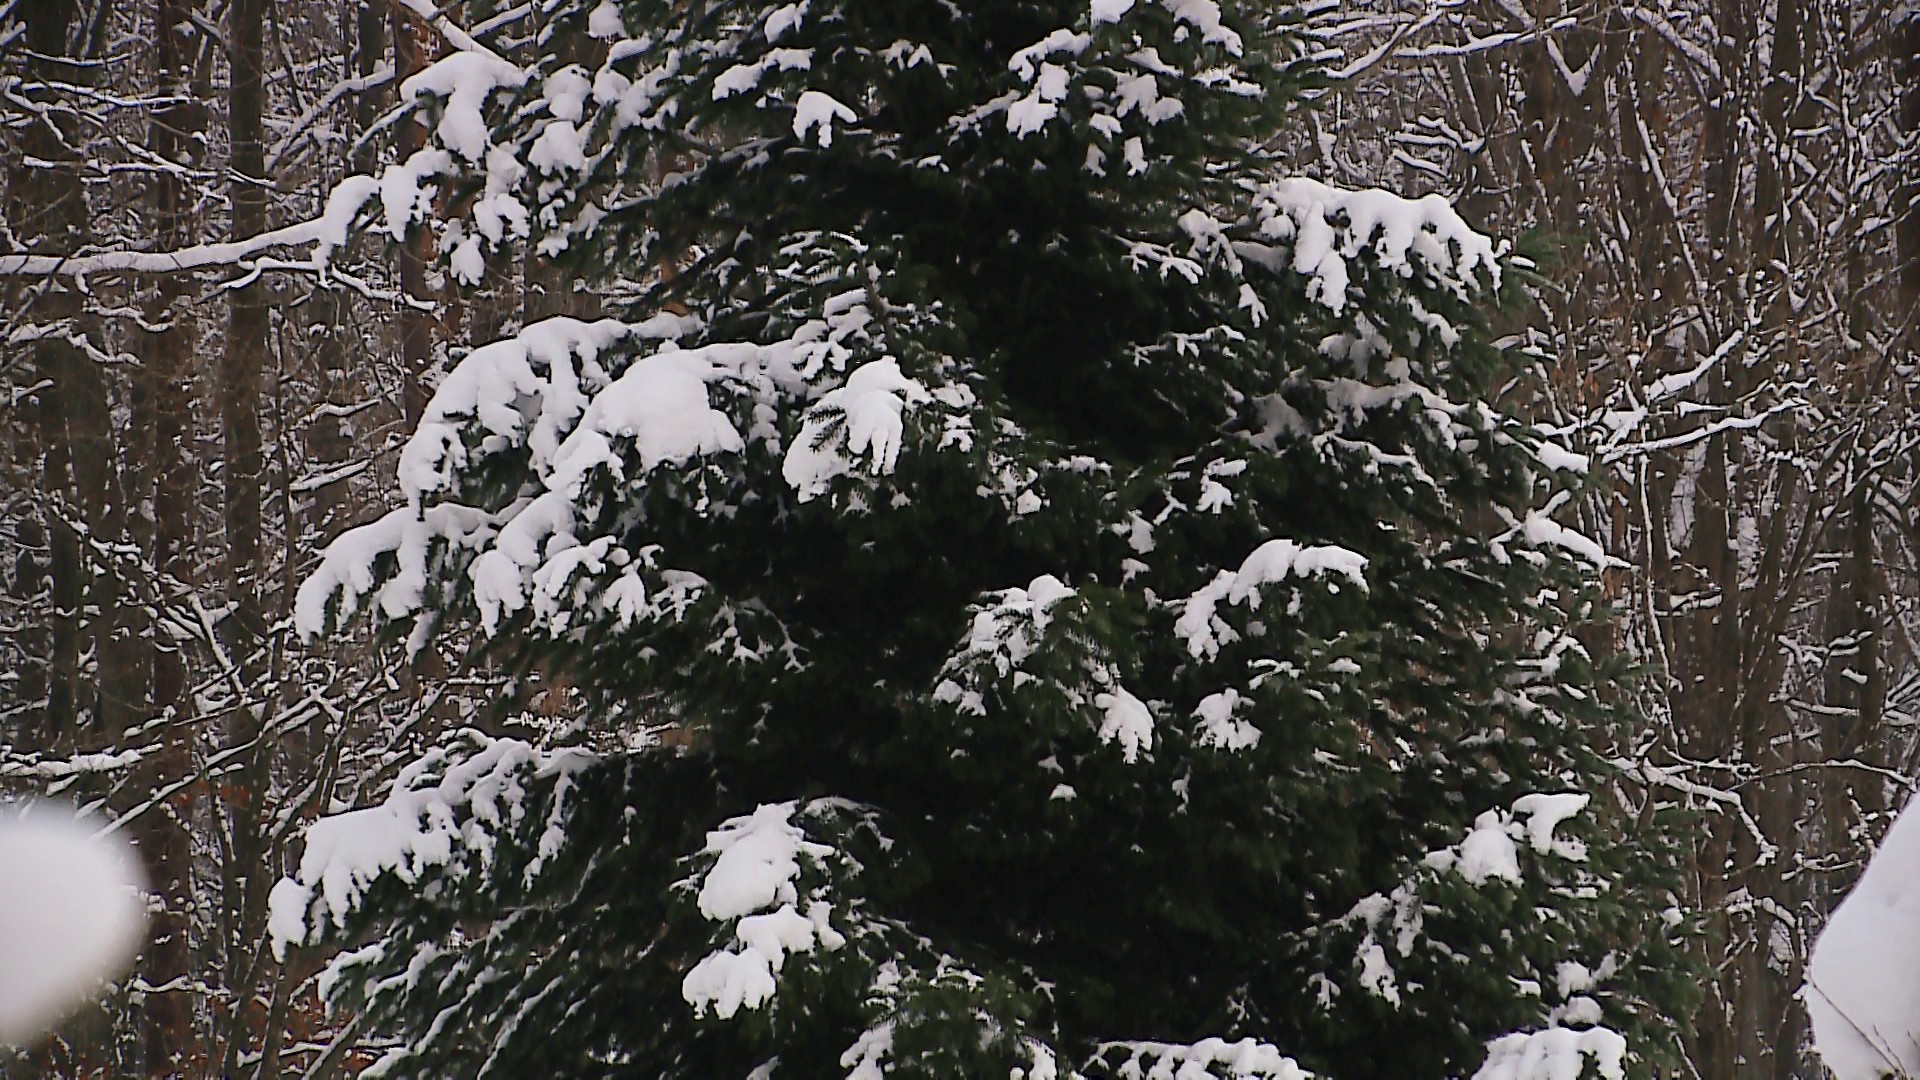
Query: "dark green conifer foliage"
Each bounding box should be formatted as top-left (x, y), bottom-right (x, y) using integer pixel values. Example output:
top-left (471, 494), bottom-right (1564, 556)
top-left (276, 2), bottom-right (1698, 1076)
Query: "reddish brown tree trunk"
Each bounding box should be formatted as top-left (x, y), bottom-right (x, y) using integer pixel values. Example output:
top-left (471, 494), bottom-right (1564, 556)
top-left (393, 1), bottom-right (432, 426)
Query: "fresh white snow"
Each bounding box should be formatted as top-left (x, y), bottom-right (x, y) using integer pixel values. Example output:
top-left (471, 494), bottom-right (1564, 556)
top-left (783, 359), bottom-right (931, 500)
top-left (1248, 177), bottom-right (1502, 315)
top-left (681, 802), bottom-right (848, 1020)
top-left (1093, 684), bottom-right (1156, 763)
top-left (793, 90), bottom-right (857, 147)
top-left (1098, 1037), bottom-right (1311, 1079)
top-left (1472, 1026), bottom-right (1627, 1080)
top-left (1193, 688), bottom-right (1261, 751)
top-left (1425, 793), bottom-right (1591, 886)
top-left (397, 51), bottom-right (528, 163)
top-left (268, 736), bottom-right (597, 958)
top-left (1175, 539), bottom-right (1369, 660)
top-left (1450, 810), bottom-right (1523, 886)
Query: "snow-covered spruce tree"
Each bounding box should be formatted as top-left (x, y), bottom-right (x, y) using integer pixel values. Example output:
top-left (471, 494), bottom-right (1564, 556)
top-left (271, 1), bottom-right (1697, 1076)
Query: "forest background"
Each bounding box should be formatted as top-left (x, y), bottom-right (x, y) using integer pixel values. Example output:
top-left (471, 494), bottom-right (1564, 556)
top-left (0, 0), bottom-right (1915, 1076)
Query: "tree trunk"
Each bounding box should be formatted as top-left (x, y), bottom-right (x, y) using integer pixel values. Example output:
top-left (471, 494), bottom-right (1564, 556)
top-left (1903, 12), bottom-right (1920, 340)
top-left (134, 0), bottom-right (203, 1070)
top-left (393, 0), bottom-right (432, 426)
top-left (16, 0), bottom-right (89, 752)
top-left (219, 0), bottom-right (271, 1068)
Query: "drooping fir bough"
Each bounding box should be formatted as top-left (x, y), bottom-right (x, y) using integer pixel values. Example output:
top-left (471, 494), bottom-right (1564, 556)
top-left (270, 0), bottom-right (1697, 1076)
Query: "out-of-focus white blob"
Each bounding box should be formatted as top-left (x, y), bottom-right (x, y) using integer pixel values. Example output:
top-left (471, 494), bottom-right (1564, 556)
top-left (1806, 802), bottom-right (1920, 1079)
top-left (0, 807), bottom-right (149, 1046)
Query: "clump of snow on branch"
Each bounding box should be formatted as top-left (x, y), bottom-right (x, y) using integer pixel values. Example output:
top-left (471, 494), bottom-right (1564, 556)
top-left (1510, 793), bottom-right (1592, 859)
top-left (585, 0), bottom-right (624, 39)
top-left (934, 577), bottom-right (1157, 761)
top-left (1805, 799), bottom-right (1920, 1080)
top-left (680, 802), bottom-right (851, 1020)
top-left (1243, 178), bottom-right (1503, 315)
top-left (294, 501), bottom-right (494, 638)
top-left (1424, 792), bottom-right (1591, 886)
top-left (396, 314), bottom-right (699, 505)
top-left (1492, 494), bottom-right (1612, 569)
top-left (793, 90), bottom-right (857, 147)
top-left (934, 575), bottom-right (1080, 717)
top-left (840, 1022), bottom-right (894, 1080)
top-left (1094, 683), bottom-right (1156, 764)
top-left (1193, 687), bottom-right (1261, 751)
top-left (1441, 811), bottom-right (1523, 886)
top-left (962, 575), bottom-right (1076, 676)
top-left (1472, 1026), bottom-right (1627, 1080)
top-left (1175, 538), bottom-right (1369, 660)
top-left (783, 359), bottom-right (931, 501)
top-left (997, 0), bottom-right (1254, 157)
top-left (267, 734), bottom-right (597, 958)
top-left (304, 302), bottom-right (954, 642)
top-left (400, 51), bottom-right (528, 163)
top-left (1094, 1037), bottom-right (1312, 1079)
top-left (1014, 1038), bottom-right (1061, 1080)
top-left (551, 349), bottom-right (745, 476)
top-left (1114, 0), bottom-right (1247, 53)
top-left (1340, 883), bottom-right (1426, 1006)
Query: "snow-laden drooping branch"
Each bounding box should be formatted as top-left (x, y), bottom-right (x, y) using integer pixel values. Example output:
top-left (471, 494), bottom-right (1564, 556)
top-left (1092, 1037), bottom-right (1313, 1079)
top-left (0, 0), bottom-right (519, 284)
top-left (1423, 793), bottom-right (1592, 886)
top-left (297, 264), bottom-right (992, 658)
top-left (932, 575), bottom-right (1159, 763)
top-left (783, 359), bottom-right (931, 501)
top-left (395, 314), bottom-right (706, 506)
top-left (1472, 1026), bottom-right (1628, 1080)
top-left (1241, 177), bottom-right (1504, 314)
top-left (679, 801), bottom-right (854, 1020)
top-left (392, 0), bottom-right (511, 64)
top-left (0, 176), bottom-right (377, 278)
top-left (267, 733), bottom-right (598, 960)
top-left (1175, 538), bottom-right (1369, 660)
